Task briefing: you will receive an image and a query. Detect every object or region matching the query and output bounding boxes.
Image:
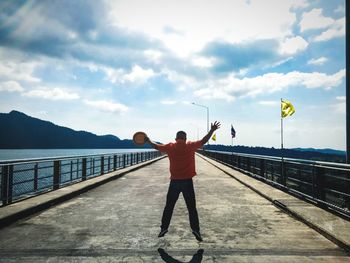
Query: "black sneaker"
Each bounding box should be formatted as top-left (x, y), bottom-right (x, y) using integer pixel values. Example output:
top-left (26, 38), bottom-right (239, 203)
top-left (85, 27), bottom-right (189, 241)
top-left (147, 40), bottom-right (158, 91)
top-left (192, 230), bottom-right (203, 242)
top-left (158, 229), bottom-right (168, 238)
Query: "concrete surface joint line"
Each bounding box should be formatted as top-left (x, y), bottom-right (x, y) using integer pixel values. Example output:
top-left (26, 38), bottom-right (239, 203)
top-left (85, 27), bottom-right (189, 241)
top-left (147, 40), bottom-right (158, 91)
top-left (197, 153), bottom-right (350, 254)
top-left (0, 155), bottom-right (166, 229)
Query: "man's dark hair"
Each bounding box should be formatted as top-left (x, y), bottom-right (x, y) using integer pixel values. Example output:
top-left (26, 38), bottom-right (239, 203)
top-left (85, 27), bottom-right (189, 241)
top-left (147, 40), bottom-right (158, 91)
top-left (176, 131), bottom-right (187, 140)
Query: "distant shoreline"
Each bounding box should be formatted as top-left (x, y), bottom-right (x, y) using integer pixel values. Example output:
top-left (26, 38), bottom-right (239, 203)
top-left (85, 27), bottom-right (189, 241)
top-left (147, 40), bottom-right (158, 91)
top-left (0, 148), bottom-right (155, 161)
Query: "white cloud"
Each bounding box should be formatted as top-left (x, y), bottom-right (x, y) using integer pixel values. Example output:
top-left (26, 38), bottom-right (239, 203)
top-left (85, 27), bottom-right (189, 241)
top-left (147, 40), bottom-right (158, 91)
top-left (194, 69), bottom-right (345, 101)
top-left (194, 88), bottom-right (236, 102)
top-left (313, 17), bottom-right (345, 42)
top-left (161, 69), bottom-right (199, 91)
top-left (307, 57), bottom-right (328, 66)
top-left (160, 100), bottom-right (193, 105)
top-left (108, 0), bottom-right (302, 57)
top-left (103, 67), bottom-right (125, 84)
top-left (84, 99), bottom-right (128, 113)
top-left (301, 69), bottom-right (345, 89)
top-left (75, 63), bottom-right (156, 86)
top-left (79, 63), bottom-right (157, 85)
top-left (144, 49), bottom-right (163, 63)
top-left (191, 56), bottom-right (213, 68)
top-left (122, 65), bottom-right (155, 83)
top-left (279, 36), bottom-right (308, 55)
top-left (258, 100), bottom-right (279, 106)
top-left (333, 96), bottom-right (345, 114)
top-left (290, 0), bottom-right (309, 9)
top-left (299, 8), bottom-right (334, 32)
top-left (0, 60), bottom-right (41, 83)
top-left (334, 5), bottom-right (345, 14)
top-left (298, 8), bottom-right (345, 42)
top-left (161, 100), bottom-right (177, 105)
top-left (23, 87), bottom-right (80, 100)
top-left (0, 81), bottom-right (24, 92)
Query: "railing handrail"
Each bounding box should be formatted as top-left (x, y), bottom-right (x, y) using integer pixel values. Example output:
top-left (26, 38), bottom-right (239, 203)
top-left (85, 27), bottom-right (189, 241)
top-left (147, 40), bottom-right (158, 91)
top-left (199, 149), bottom-right (350, 219)
top-left (203, 149), bottom-right (350, 169)
top-left (1, 150), bottom-right (162, 206)
top-left (0, 150), bottom-right (157, 165)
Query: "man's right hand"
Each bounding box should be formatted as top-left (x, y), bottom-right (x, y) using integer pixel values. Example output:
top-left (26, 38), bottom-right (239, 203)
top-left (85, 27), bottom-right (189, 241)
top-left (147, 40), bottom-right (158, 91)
top-left (211, 121), bottom-right (221, 131)
top-left (201, 120), bottom-right (221, 144)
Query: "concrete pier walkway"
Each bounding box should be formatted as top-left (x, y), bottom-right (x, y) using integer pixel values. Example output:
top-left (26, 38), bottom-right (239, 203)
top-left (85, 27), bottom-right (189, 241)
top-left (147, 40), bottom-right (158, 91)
top-left (0, 155), bottom-right (349, 262)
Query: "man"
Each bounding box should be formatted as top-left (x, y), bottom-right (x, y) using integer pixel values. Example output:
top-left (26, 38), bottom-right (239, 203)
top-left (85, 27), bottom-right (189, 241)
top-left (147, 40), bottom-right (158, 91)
top-left (145, 121), bottom-right (221, 241)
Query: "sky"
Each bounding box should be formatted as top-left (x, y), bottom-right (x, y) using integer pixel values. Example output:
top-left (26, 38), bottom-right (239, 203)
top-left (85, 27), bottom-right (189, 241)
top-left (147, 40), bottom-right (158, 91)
top-left (0, 0), bottom-right (346, 150)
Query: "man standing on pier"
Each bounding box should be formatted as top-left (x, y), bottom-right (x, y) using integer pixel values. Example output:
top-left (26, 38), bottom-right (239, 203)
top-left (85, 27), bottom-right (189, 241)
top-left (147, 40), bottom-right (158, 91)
top-left (145, 121), bottom-right (221, 241)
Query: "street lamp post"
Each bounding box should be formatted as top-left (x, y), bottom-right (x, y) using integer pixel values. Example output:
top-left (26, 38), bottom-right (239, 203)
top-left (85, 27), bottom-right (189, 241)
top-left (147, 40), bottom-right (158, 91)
top-left (191, 102), bottom-right (210, 133)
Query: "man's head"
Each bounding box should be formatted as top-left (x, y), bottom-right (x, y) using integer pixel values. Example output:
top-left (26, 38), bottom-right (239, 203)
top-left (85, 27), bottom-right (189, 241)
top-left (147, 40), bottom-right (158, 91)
top-left (176, 131), bottom-right (187, 141)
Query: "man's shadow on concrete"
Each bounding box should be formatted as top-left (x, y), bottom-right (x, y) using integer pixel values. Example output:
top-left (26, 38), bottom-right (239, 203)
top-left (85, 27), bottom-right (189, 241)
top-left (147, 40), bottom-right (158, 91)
top-left (158, 248), bottom-right (204, 263)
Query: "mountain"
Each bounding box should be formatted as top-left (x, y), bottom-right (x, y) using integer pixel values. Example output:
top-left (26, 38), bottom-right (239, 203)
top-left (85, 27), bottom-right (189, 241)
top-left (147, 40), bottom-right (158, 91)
top-left (204, 144), bottom-right (346, 163)
top-left (0, 110), bottom-right (150, 149)
top-left (293, 148), bottom-right (346, 156)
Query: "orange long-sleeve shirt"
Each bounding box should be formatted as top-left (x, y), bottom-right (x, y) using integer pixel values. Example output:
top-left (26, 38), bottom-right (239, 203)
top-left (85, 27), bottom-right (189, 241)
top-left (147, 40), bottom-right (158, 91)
top-left (155, 139), bottom-right (203, 180)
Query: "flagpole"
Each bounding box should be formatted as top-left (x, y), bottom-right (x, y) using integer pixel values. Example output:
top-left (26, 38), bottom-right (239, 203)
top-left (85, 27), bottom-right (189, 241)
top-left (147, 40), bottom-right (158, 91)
top-left (231, 124), bottom-right (233, 149)
top-left (281, 98), bottom-right (285, 186)
top-left (281, 98), bottom-right (284, 151)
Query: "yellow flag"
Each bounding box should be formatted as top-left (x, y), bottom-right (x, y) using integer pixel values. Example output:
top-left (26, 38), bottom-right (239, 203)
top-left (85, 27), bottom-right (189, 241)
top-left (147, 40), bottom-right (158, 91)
top-left (281, 99), bottom-right (295, 118)
top-left (212, 133), bottom-right (216, 141)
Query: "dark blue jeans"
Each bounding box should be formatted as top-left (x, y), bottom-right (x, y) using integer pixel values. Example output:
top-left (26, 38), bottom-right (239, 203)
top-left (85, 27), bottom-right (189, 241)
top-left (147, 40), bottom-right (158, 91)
top-left (161, 179), bottom-right (200, 232)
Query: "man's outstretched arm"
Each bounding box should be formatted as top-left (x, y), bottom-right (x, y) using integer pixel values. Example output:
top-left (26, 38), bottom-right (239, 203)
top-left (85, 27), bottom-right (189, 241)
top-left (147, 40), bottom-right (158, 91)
top-left (144, 136), bottom-right (164, 149)
top-left (200, 121), bottom-right (221, 145)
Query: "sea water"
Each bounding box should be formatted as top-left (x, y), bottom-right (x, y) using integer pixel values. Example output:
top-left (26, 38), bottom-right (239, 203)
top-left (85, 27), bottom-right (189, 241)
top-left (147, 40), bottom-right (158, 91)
top-left (0, 149), bottom-right (153, 161)
top-left (0, 149), bottom-right (156, 200)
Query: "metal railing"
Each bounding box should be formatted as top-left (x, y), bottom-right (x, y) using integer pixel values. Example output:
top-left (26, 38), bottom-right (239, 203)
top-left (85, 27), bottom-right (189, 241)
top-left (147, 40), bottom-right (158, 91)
top-left (0, 151), bottom-right (162, 206)
top-left (198, 149), bottom-right (350, 218)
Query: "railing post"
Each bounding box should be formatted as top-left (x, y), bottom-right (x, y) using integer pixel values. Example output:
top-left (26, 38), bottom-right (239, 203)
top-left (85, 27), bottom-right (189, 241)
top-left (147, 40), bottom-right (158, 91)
top-left (76, 159), bottom-right (79, 178)
top-left (53, 160), bottom-right (60, 190)
top-left (101, 156), bottom-right (104, 175)
top-left (316, 166), bottom-right (326, 203)
top-left (281, 161), bottom-right (286, 186)
top-left (113, 155), bottom-right (117, 171)
top-left (108, 156), bottom-right (111, 172)
top-left (131, 154), bottom-right (133, 165)
top-left (70, 160), bottom-right (73, 181)
top-left (34, 163), bottom-right (38, 191)
top-left (260, 159), bottom-right (265, 178)
top-left (136, 153), bottom-right (139, 164)
top-left (237, 156), bottom-right (241, 169)
top-left (8, 165), bottom-right (13, 204)
top-left (123, 154), bottom-right (126, 168)
top-left (247, 158), bottom-right (251, 173)
top-left (271, 161), bottom-right (275, 182)
top-left (1, 165), bottom-right (13, 205)
top-left (1, 165), bottom-right (8, 205)
top-left (82, 158), bottom-right (87, 181)
top-left (311, 165), bottom-right (316, 198)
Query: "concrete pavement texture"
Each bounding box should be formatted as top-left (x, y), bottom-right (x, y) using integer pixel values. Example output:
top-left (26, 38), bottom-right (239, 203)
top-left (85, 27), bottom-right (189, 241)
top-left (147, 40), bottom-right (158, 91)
top-left (0, 154), bottom-right (349, 262)
top-left (199, 154), bottom-right (350, 251)
top-left (0, 156), bottom-right (165, 228)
